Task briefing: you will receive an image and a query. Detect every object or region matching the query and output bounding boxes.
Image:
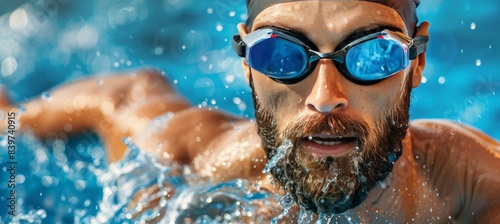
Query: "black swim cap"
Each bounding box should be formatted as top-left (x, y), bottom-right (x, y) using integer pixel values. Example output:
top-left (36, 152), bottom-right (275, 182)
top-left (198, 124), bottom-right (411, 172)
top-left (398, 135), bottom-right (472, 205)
top-left (246, 0), bottom-right (420, 36)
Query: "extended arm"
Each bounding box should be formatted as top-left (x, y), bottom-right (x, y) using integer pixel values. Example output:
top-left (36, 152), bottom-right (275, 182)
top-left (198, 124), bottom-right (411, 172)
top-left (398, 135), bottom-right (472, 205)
top-left (0, 69), bottom-right (191, 162)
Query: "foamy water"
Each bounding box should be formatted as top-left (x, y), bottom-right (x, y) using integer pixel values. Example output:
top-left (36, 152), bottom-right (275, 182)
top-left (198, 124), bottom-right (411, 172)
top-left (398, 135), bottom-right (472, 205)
top-left (0, 130), bottom-right (288, 223)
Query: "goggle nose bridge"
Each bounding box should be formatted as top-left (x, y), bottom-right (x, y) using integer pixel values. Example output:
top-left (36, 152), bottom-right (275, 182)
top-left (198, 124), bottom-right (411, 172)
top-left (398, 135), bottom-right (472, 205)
top-left (308, 49), bottom-right (346, 64)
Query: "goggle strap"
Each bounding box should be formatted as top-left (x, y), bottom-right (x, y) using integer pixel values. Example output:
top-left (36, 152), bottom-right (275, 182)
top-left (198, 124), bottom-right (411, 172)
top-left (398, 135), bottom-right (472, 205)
top-left (409, 35), bottom-right (429, 60)
top-left (232, 34), bottom-right (246, 57)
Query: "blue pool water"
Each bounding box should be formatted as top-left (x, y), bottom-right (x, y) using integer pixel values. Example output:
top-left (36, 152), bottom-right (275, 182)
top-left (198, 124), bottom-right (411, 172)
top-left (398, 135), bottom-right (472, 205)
top-left (0, 0), bottom-right (499, 223)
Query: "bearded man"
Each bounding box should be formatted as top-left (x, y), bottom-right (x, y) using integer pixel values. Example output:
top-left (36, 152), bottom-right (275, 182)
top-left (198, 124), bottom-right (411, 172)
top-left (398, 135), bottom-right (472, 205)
top-left (1, 0), bottom-right (500, 222)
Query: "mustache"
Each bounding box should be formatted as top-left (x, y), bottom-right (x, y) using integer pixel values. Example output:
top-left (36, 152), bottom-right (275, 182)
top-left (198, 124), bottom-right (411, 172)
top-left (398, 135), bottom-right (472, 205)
top-left (282, 113), bottom-right (370, 144)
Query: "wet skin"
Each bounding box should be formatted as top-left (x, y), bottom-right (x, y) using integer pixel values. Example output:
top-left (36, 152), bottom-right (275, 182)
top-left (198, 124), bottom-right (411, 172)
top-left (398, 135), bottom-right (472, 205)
top-left (1, 1), bottom-right (500, 223)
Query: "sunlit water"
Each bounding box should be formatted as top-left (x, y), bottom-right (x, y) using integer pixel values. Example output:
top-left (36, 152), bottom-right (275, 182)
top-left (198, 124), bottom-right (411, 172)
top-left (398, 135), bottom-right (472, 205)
top-left (1, 0), bottom-right (499, 223)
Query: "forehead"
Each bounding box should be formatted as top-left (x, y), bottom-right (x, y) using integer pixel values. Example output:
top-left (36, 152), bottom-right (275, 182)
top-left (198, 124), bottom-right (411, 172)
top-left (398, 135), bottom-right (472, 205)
top-left (251, 1), bottom-right (406, 35)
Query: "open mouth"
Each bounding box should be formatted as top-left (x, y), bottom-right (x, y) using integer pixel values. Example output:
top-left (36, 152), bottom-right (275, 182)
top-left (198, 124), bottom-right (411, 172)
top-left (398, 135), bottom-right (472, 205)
top-left (302, 135), bottom-right (358, 158)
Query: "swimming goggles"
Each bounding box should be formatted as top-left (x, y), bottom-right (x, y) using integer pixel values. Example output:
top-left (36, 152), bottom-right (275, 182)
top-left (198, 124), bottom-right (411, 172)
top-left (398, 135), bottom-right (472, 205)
top-left (232, 27), bottom-right (429, 85)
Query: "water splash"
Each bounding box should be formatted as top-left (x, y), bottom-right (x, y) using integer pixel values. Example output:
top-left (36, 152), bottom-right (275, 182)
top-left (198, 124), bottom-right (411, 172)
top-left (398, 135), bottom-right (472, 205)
top-left (321, 175), bottom-right (337, 192)
top-left (263, 139), bottom-right (292, 174)
top-left (73, 137), bottom-right (283, 223)
top-left (298, 205), bottom-right (315, 223)
top-left (271, 194), bottom-right (295, 224)
top-left (316, 211), bottom-right (333, 224)
top-left (0, 129), bottom-right (105, 223)
top-left (10, 209), bottom-right (47, 224)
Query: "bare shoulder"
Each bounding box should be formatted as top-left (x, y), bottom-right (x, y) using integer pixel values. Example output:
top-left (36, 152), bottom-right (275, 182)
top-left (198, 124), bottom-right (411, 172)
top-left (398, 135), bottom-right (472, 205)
top-left (135, 107), bottom-right (265, 165)
top-left (135, 107), bottom-right (270, 185)
top-left (408, 118), bottom-right (500, 174)
top-left (408, 119), bottom-right (500, 222)
top-left (134, 107), bottom-right (239, 160)
top-left (410, 119), bottom-right (499, 148)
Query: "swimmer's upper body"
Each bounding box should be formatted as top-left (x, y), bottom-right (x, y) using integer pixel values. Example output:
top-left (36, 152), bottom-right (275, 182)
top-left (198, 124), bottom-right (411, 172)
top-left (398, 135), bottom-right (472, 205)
top-left (1, 0), bottom-right (500, 222)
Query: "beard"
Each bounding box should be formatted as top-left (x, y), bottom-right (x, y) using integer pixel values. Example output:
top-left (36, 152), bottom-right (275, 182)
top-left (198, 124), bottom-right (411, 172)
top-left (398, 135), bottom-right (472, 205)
top-left (249, 74), bottom-right (412, 215)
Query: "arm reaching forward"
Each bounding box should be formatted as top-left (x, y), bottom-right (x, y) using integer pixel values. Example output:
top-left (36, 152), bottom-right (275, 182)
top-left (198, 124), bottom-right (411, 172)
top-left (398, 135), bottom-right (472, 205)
top-left (0, 69), bottom-right (191, 162)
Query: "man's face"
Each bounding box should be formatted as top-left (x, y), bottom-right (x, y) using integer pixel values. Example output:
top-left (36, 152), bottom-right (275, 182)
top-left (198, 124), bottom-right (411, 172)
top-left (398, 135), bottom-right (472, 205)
top-left (244, 1), bottom-right (423, 214)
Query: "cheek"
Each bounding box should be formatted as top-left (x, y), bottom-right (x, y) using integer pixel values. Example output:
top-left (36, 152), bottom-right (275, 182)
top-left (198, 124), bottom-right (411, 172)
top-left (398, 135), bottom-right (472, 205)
top-left (253, 78), bottom-right (303, 124)
top-left (254, 72), bottom-right (301, 106)
top-left (352, 80), bottom-right (402, 121)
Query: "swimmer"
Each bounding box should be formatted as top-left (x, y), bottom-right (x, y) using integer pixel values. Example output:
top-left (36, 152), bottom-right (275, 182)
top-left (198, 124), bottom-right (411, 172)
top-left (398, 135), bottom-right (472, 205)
top-left (1, 0), bottom-right (500, 222)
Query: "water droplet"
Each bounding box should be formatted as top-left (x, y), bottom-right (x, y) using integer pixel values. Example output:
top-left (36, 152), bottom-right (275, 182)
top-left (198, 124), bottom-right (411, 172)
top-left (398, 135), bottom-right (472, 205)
top-left (9, 8), bottom-right (29, 31)
top-left (421, 76), bottom-right (427, 84)
top-left (470, 22), bottom-right (476, 30)
top-left (1, 56), bottom-right (18, 77)
top-left (41, 176), bottom-right (53, 187)
top-left (238, 102), bottom-right (247, 111)
top-left (154, 47), bottom-right (164, 55)
top-left (207, 7), bottom-right (213, 14)
top-left (97, 79), bottom-right (103, 85)
top-left (229, 11), bottom-right (236, 17)
top-left (475, 59), bottom-right (481, 66)
top-left (75, 180), bottom-right (86, 191)
top-left (225, 74), bottom-right (235, 83)
top-left (216, 23), bottom-right (223, 32)
top-left (438, 76), bottom-right (446, 84)
top-left (233, 97), bottom-right (242, 105)
top-left (18, 105), bottom-right (26, 113)
top-left (41, 92), bottom-right (53, 102)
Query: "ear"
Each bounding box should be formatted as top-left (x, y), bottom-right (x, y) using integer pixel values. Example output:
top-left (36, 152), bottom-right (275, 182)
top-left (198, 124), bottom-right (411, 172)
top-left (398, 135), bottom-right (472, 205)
top-left (237, 23), bottom-right (252, 83)
top-left (410, 21), bottom-right (430, 88)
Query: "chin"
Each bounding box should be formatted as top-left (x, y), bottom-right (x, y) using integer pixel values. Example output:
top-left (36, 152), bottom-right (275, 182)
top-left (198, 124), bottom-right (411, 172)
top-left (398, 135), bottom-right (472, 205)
top-left (269, 132), bottom-right (402, 214)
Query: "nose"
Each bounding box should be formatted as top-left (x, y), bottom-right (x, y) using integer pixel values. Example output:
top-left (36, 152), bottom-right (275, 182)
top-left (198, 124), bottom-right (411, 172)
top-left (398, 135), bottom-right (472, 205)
top-left (305, 59), bottom-right (348, 113)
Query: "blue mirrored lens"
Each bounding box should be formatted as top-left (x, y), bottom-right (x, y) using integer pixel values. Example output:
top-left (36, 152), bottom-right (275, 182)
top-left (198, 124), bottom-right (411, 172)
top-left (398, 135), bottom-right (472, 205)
top-left (249, 38), bottom-right (307, 79)
top-left (346, 39), bottom-right (405, 80)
